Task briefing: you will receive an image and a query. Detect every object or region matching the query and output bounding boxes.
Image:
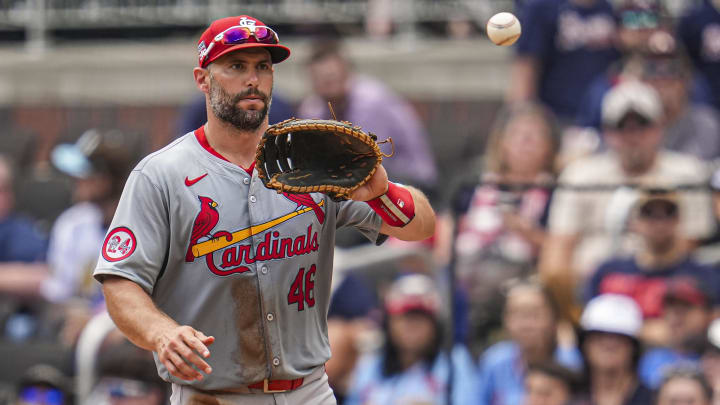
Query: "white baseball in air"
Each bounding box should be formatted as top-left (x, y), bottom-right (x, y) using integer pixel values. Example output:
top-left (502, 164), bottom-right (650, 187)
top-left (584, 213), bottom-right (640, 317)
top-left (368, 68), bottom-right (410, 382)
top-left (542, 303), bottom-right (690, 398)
top-left (486, 12), bottom-right (522, 46)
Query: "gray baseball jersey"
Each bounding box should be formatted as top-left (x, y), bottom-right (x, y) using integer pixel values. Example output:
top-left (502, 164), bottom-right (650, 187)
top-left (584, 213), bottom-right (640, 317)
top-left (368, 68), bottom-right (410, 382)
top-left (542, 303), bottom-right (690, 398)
top-left (93, 127), bottom-right (384, 390)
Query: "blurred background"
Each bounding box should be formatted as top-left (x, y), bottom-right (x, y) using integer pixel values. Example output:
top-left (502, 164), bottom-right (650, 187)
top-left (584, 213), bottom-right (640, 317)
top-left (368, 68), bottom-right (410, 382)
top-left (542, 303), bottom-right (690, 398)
top-left (4, 0), bottom-right (720, 404)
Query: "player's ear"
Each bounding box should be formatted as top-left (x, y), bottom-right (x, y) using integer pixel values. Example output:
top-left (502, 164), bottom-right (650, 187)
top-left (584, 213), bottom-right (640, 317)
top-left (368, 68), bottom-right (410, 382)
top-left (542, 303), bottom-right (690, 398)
top-left (193, 67), bottom-right (211, 93)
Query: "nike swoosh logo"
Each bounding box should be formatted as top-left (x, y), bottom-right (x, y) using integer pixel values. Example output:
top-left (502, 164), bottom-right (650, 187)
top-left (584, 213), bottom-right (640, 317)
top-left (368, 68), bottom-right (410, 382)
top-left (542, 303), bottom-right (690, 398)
top-left (184, 173), bottom-right (208, 187)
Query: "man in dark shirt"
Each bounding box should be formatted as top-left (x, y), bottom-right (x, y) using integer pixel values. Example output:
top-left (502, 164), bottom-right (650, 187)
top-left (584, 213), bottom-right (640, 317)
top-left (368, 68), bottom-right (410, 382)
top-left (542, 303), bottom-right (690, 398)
top-left (509, 0), bottom-right (619, 122)
top-left (678, 0), bottom-right (720, 111)
top-left (586, 190), bottom-right (720, 320)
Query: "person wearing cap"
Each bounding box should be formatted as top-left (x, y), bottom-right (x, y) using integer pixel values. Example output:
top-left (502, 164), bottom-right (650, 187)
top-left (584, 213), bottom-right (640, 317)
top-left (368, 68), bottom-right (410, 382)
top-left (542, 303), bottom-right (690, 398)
top-left (577, 294), bottom-right (653, 405)
top-left (0, 154), bottom-right (49, 297)
top-left (42, 129), bottom-right (139, 306)
top-left (566, 0), bottom-right (670, 163)
top-left (0, 154), bottom-right (50, 342)
top-left (586, 189), bottom-right (720, 322)
top-left (14, 364), bottom-right (73, 405)
top-left (477, 279), bottom-right (582, 405)
top-left (344, 274), bottom-right (477, 405)
top-left (572, 28), bottom-right (720, 161)
top-left (94, 15), bottom-right (435, 405)
top-left (642, 34), bottom-right (720, 161)
top-left (638, 277), bottom-right (716, 389)
top-left (539, 79), bottom-right (714, 322)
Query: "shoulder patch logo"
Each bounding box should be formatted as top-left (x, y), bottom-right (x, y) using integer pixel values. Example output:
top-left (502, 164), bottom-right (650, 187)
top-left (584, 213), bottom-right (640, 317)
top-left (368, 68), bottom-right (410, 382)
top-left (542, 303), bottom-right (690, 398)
top-left (102, 227), bottom-right (137, 262)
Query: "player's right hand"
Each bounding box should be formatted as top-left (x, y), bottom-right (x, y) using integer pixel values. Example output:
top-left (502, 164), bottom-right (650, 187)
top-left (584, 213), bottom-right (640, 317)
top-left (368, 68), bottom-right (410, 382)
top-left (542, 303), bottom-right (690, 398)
top-left (154, 325), bottom-right (215, 381)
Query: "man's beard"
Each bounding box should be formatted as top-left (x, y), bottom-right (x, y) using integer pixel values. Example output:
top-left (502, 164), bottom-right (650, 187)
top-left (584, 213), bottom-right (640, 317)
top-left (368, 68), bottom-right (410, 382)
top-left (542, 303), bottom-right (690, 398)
top-left (208, 75), bottom-right (271, 131)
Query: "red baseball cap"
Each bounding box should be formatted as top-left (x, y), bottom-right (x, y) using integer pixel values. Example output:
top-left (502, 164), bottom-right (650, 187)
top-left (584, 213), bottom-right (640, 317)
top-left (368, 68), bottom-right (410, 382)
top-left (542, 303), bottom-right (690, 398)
top-left (663, 277), bottom-right (711, 308)
top-left (385, 274), bottom-right (442, 317)
top-left (197, 15), bottom-right (291, 67)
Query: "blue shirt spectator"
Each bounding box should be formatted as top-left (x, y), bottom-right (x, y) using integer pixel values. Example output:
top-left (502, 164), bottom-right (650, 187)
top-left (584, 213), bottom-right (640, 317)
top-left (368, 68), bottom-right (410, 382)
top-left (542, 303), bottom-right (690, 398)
top-left (586, 257), bottom-right (720, 319)
top-left (678, 0), bottom-right (720, 110)
top-left (0, 215), bottom-right (47, 263)
top-left (328, 272), bottom-right (377, 320)
top-left (513, 0), bottom-right (619, 121)
top-left (638, 347), bottom-right (699, 389)
top-left (476, 341), bottom-right (582, 405)
top-left (345, 275), bottom-right (476, 405)
top-left (345, 345), bottom-right (478, 405)
top-left (636, 276), bottom-right (715, 389)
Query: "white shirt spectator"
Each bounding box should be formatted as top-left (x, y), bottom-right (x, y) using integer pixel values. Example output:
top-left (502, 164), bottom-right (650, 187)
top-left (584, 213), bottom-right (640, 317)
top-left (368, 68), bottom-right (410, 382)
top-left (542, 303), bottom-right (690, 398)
top-left (549, 150), bottom-right (714, 279)
top-left (40, 202), bottom-right (105, 303)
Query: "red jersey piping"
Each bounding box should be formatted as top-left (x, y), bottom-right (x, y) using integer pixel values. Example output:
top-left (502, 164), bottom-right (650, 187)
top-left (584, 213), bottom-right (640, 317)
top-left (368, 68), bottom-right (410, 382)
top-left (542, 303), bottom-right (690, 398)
top-left (194, 126), bottom-right (255, 175)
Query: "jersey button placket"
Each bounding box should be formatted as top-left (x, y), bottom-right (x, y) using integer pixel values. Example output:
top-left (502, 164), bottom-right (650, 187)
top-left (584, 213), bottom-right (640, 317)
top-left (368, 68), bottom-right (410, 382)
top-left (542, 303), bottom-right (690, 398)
top-left (249, 195), bottom-right (257, 203)
top-left (261, 266), bottom-right (268, 274)
top-left (243, 177), bottom-right (250, 185)
top-left (266, 313), bottom-right (274, 321)
top-left (272, 357), bottom-right (280, 367)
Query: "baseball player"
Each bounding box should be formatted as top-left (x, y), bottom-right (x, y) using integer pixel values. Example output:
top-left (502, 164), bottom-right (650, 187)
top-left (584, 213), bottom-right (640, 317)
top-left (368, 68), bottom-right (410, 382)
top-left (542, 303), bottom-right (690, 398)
top-left (93, 15), bottom-right (436, 405)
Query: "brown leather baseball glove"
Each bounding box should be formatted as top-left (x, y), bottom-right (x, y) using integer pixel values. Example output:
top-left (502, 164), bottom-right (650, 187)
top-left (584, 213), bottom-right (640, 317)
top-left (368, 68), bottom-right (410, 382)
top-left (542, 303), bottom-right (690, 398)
top-left (255, 118), bottom-right (391, 201)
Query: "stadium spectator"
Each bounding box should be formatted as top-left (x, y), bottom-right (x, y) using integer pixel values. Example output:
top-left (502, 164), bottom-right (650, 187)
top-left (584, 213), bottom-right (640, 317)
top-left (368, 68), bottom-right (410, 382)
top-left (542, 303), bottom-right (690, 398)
top-left (40, 129), bottom-right (139, 345)
top-left (344, 274), bottom-right (477, 405)
top-left (642, 35), bottom-right (720, 161)
top-left (612, 0), bottom-right (670, 55)
top-left (476, 279), bottom-right (581, 405)
top-left (508, 0), bottom-right (619, 123)
top-left (0, 155), bottom-right (49, 294)
top-left (14, 364), bottom-right (73, 405)
top-left (566, 0), bottom-right (668, 162)
top-left (42, 129), bottom-right (138, 305)
top-left (540, 80), bottom-right (714, 321)
top-left (585, 190), bottom-right (720, 323)
top-left (656, 367), bottom-right (713, 405)
top-left (572, 29), bottom-right (719, 162)
top-left (701, 318), bottom-right (720, 404)
top-left (639, 278), bottom-right (715, 389)
top-left (325, 271), bottom-right (379, 404)
top-left (0, 155), bottom-right (52, 342)
top-left (577, 294), bottom-right (653, 405)
top-left (85, 339), bottom-right (168, 405)
top-left (524, 361), bottom-right (579, 405)
top-left (678, 0), bottom-right (720, 111)
top-left (449, 102), bottom-right (559, 349)
top-left (0, 156), bottom-right (48, 265)
top-left (297, 40), bottom-right (438, 191)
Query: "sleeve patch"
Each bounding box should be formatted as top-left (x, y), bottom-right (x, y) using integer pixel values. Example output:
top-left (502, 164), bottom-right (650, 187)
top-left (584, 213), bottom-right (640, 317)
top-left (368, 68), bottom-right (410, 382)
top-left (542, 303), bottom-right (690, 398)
top-left (102, 226), bottom-right (137, 262)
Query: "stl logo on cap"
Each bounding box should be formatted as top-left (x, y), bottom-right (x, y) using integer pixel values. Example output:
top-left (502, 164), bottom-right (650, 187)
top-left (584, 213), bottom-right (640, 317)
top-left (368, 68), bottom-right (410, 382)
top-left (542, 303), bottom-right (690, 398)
top-left (238, 16), bottom-right (256, 28)
top-left (197, 15), bottom-right (291, 67)
top-left (197, 41), bottom-right (207, 59)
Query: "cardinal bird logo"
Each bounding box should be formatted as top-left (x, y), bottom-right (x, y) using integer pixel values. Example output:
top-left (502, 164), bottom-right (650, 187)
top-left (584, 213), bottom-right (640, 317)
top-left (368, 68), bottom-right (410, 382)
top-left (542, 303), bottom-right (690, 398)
top-left (282, 193), bottom-right (325, 224)
top-left (186, 196), bottom-right (220, 262)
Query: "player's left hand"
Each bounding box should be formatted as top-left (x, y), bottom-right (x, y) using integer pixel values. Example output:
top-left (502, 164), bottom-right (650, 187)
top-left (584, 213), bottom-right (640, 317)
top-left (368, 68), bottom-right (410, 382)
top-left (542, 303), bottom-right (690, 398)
top-left (349, 164), bottom-right (388, 201)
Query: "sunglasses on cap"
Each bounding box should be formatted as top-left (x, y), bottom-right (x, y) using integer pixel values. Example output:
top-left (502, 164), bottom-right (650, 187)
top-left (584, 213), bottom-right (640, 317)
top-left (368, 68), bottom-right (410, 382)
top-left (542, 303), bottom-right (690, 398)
top-left (19, 386), bottom-right (65, 405)
top-left (199, 24), bottom-right (280, 66)
top-left (620, 10), bottom-right (659, 30)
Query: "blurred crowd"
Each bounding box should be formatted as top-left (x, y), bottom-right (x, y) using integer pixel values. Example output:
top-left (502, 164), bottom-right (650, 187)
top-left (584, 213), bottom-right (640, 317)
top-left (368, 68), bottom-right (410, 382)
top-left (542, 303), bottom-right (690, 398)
top-left (6, 0), bottom-right (720, 405)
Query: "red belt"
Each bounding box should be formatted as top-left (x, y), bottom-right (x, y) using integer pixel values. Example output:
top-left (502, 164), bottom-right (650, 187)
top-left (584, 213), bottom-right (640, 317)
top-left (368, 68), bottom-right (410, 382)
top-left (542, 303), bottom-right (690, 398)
top-left (247, 377), bottom-right (304, 393)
